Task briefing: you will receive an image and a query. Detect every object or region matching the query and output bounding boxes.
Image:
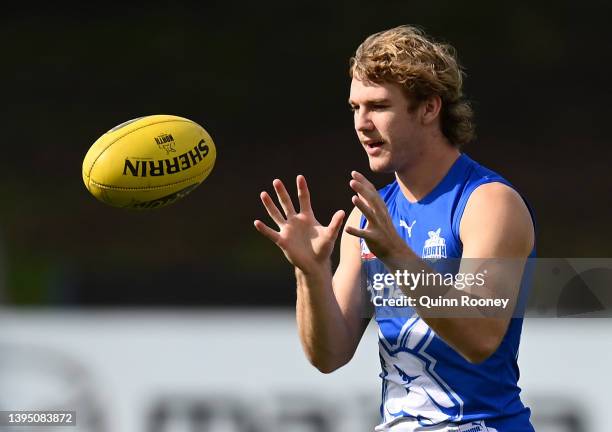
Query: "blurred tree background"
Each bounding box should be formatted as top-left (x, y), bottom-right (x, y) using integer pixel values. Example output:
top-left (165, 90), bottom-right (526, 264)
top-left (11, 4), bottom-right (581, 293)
top-left (1, 1), bottom-right (610, 306)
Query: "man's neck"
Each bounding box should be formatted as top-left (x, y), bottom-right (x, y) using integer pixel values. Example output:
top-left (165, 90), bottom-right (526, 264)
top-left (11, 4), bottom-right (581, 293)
top-left (395, 140), bottom-right (461, 203)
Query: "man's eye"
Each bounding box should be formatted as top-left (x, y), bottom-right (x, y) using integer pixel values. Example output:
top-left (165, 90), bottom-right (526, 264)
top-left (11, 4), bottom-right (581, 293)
top-left (372, 105), bottom-right (388, 110)
top-left (350, 106), bottom-right (358, 112)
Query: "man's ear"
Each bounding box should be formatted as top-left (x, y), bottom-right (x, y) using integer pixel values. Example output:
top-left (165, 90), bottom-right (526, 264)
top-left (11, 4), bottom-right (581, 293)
top-left (420, 95), bottom-right (443, 125)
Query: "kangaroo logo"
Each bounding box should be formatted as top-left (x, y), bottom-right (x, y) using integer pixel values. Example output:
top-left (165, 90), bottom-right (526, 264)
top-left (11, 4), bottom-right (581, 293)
top-left (360, 238), bottom-right (376, 260)
top-left (399, 219), bottom-right (416, 238)
top-left (379, 316), bottom-right (463, 426)
top-left (422, 228), bottom-right (447, 260)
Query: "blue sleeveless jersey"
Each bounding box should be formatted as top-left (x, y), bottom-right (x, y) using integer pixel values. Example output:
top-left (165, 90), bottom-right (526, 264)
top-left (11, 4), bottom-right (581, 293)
top-left (360, 154), bottom-right (535, 431)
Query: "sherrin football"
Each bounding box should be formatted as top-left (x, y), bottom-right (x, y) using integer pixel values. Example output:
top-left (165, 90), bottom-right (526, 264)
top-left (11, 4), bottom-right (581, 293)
top-left (82, 115), bottom-right (216, 209)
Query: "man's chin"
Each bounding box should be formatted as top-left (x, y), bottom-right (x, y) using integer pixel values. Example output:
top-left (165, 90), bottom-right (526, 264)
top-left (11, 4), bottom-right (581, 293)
top-left (368, 160), bottom-right (394, 174)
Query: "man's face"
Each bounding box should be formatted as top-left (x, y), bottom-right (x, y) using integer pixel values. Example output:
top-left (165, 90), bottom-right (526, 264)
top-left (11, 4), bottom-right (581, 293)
top-left (349, 77), bottom-right (423, 173)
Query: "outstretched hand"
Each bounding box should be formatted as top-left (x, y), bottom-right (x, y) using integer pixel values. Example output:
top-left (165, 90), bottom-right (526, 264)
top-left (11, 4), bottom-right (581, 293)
top-left (254, 175), bottom-right (345, 273)
top-left (344, 171), bottom-right (410, 261)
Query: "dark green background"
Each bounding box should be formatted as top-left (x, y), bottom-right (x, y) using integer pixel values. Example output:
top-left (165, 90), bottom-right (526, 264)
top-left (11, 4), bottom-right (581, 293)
top-left (2, 1), bottom-right (610, 305)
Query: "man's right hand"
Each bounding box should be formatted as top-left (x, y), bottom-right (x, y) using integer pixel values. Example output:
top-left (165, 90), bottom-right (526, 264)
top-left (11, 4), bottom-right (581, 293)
top-left (254, 175), bottom-right (345, 274)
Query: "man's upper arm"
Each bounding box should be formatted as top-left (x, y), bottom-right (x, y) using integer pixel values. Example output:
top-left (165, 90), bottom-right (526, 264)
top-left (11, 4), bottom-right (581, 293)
top-left (457, 182), bottom-right (534, 351)
top-left (460, 182), bottom-right (534, 259)
top-left (333, 206), bottom-right (370, 343)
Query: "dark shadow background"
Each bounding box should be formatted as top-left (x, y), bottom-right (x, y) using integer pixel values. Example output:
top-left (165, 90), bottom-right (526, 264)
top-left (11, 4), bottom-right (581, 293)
top-left (2, 1), bottom-right (610, 306)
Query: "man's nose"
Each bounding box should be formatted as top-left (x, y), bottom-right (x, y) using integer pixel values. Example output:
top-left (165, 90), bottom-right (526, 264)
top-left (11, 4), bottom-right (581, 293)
top-left (354, 109), bottom-right (374, 132)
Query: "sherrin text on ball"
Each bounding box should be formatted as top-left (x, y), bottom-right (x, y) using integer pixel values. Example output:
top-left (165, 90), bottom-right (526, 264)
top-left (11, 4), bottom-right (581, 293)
top-left (82, 115), bottom-right (216, 209)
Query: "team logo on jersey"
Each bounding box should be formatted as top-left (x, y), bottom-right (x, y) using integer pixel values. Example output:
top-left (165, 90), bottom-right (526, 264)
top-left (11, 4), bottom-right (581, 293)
top-left (379, 316), bottom-right (463, 426)
top-left (360, 238), bottom-right (376, 260)
top-left (399, 219), bottom-right (416, 238)
top-left (422, 228), bottom-right (447, 260)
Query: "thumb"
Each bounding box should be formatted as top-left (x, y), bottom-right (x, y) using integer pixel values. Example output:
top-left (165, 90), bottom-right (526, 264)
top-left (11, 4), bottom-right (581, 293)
top-left (327, 210), bottom-right (346, 241)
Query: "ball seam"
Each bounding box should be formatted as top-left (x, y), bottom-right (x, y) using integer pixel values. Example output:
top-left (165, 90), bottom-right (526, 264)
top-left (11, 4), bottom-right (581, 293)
top-left (86, 117), bottom-right (197, 180)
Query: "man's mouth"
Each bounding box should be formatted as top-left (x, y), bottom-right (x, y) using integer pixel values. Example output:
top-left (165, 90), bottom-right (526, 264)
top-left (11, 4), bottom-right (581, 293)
top-left (363, 140), bottom-right (384, 155)
top-left (363, 140), bottom-right (384, 149)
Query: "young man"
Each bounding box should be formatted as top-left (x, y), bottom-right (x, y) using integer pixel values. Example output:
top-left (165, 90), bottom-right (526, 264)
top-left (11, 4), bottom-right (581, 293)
top-left (254, 25), bottom-right (535, 432)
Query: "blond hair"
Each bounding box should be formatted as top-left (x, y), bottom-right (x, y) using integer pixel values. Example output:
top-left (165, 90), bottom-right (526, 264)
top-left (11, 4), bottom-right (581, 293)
top-left (350, 25), bottom-right (475, 147)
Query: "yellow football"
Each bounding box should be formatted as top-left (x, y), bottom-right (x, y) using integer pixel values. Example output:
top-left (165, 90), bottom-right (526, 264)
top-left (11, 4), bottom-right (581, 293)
top-left (82, 115), bottom-right (216, 209)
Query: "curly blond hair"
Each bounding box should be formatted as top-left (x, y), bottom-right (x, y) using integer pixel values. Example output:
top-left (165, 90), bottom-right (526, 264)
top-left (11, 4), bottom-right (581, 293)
top-left (350, 25), bottom-right (475, 147)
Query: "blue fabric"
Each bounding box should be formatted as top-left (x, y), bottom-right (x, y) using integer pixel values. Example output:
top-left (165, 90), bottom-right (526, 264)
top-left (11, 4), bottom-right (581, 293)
top-left (360, 153), bottom-right (535, 430)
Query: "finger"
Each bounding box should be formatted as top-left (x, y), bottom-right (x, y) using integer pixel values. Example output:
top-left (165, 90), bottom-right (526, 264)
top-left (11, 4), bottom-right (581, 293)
top-left (349, 177), bottom-right (381, 206)
top-left (254, 220), bottom-right (281, 243)
top-left (349, 179), bottom-right (376, 209)
top-left (326, 210), bottom-right (345, 241)
top-left (351, 179), bottom-right (389, 217)
top-left (345, 225), bottom-right (369, 239)
top-left (260, 191), bottom-right (286, 226)
top-left (296, 175), bottom-right (312, 214)
top-left (273, 179), bottom-right (296, 217)
top-left (351, 170), bottom-right (375, 188)
top-left (351, 195), bottom-right (376, 223)
top-left (351, 171), bottom-right (379, 198)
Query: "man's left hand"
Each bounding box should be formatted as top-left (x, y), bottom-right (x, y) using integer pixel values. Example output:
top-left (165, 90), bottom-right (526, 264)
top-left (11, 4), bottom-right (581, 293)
top-left (344, 171), bottom-right (412, 262)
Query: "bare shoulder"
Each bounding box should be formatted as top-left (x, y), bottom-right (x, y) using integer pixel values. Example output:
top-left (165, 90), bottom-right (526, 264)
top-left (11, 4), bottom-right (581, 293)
top-left (460, 182), bottom-right (534, 258)
top-left (465, 182), bottom-right (528, 211)
top-left (345, 206), bottom-right (363, 230)
top-left (339, 206), bottom-right (363, 257)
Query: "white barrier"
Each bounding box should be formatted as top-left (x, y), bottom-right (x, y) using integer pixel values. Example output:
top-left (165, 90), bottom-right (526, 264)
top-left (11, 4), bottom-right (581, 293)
top-left (0, 310), bottom-right (608, 431)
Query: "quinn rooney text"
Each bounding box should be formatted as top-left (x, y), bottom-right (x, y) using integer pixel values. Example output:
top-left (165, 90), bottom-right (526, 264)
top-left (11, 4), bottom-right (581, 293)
top-left (372, 294), bottom-right (510, 310)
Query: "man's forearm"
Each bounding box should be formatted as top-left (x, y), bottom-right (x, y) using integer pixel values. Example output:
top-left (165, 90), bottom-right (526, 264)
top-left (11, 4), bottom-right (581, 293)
top-left (382, 248), bottom-right (515, 363)
top-left (295, 263), bottom-right (355, 373)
